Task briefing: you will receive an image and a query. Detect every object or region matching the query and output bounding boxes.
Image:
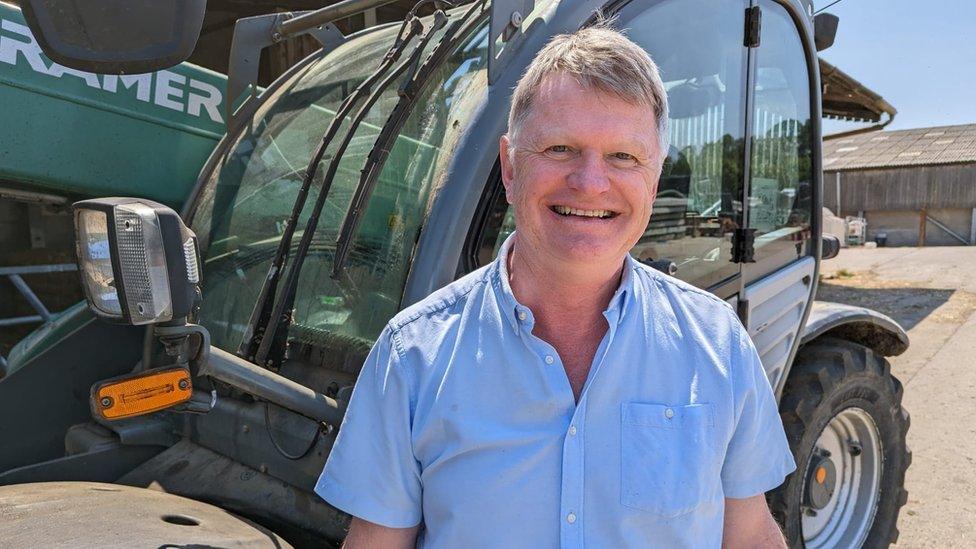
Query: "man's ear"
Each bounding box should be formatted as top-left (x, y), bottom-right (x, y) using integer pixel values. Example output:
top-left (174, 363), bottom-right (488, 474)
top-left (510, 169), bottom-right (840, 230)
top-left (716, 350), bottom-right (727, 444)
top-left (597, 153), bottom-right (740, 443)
top-left (499, 134), bottom-right (516, 204)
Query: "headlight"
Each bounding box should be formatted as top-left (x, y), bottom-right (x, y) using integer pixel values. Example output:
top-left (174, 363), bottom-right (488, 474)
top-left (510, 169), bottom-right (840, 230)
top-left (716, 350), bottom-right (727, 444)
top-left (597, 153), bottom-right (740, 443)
top-left (77, 209), bottom-right (122, 316)
top-left (73, 198), bottom-right (201, 325)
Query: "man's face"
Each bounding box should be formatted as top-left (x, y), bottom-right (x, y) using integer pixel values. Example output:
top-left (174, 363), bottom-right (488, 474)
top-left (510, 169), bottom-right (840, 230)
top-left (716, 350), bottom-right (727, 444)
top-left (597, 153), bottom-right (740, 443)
top-left (499, 74), bottom-right (661, 270)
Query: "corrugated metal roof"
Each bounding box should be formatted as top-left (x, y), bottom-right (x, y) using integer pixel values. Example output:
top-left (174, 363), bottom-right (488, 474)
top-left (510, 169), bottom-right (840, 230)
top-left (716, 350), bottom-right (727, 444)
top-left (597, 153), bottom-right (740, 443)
top-left (823, 123), bottom-right (976, 170)
top-left (820, 58), bottom-right (897, 124)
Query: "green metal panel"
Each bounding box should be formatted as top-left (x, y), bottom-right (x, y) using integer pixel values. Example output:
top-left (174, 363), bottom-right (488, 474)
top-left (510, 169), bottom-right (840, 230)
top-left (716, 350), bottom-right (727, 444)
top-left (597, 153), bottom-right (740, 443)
top-left (4, 301), bottom-right (93, 376)
top-left (0, 2), bottom-right (227, 209)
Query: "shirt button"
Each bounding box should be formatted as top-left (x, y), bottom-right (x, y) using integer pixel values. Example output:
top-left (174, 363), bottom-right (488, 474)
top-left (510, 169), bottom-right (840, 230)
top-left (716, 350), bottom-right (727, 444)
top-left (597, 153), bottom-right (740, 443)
top-left (518, 311), bottom-right (527, 321)
top-left (665, 407), bottom-right (675, 419)
top-left (567, 512), bottom-right (577, 524)
top-left (544, 355), bottom-right (554, 365)
top-left (569, 425), bottom-right (577, 436)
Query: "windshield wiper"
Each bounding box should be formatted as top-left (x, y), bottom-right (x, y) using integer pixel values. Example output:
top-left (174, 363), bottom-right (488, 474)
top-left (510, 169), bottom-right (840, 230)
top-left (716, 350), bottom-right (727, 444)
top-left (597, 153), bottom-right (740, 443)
top-left (330, 0), bottom-right (487, 280)
top-left (248, 9), bottom-right (450, 368)
top-left (238, 11), bottom-right (427, 363)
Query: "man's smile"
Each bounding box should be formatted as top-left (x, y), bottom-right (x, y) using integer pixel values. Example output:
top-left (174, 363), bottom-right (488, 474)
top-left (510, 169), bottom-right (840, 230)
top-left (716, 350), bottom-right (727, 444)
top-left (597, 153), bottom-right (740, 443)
top-left (549, 205), bottom-right (619, 219)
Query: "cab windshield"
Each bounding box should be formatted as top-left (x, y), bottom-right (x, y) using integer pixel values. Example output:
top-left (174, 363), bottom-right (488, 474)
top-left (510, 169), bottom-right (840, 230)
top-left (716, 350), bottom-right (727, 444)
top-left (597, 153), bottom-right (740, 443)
top-left (190, 13), bottom-right (489, 352)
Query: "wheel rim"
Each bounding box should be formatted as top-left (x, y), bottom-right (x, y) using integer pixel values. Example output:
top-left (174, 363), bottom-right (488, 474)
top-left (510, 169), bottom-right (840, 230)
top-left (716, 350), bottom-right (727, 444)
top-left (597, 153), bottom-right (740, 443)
top-left (801, 407), bottom-right (883, 548)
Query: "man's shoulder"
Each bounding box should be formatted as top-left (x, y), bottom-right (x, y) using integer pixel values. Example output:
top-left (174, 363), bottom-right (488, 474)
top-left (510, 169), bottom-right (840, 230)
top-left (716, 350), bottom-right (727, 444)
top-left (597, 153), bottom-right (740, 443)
top-left (630, 261), bottom-right (750, 383)
top-left (630, 259), bottom-right (736, 317)
top-left (388, 262), bottom-right (494, 334)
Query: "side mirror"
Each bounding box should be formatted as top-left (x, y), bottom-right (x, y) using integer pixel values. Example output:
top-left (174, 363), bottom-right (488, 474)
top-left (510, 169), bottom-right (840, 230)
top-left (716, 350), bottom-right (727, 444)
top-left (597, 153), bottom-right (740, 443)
top-left (639, 258), bottom-right (678, 277)
top-left (19, 0), bottom-right (206, 74)
top-left (74, 198), bottom-right (201, 325)
top-left (667, 79), bottom-right (723, 119)
top-left (814, 13), bottom-right (840, 52)
top-left (821, 234), bottom-right (841, 260)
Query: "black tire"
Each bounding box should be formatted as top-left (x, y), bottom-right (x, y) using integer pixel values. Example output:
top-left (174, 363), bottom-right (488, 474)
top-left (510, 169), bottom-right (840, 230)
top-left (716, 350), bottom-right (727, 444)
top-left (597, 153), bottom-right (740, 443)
top-left (768, 337), bottom-right (911, 548)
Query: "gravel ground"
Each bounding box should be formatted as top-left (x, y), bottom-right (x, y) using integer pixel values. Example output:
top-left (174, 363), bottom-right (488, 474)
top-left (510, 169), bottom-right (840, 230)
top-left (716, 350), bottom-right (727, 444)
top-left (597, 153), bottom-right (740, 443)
top-left (818, 246), bottom-right (976, 548)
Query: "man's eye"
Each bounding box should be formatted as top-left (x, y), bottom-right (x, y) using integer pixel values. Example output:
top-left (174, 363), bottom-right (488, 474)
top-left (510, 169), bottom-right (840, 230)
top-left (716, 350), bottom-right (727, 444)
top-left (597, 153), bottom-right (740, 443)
top-left (612, 152), bottom-right (637, 162)
top-left (546, 145), bottom-right (571, 154)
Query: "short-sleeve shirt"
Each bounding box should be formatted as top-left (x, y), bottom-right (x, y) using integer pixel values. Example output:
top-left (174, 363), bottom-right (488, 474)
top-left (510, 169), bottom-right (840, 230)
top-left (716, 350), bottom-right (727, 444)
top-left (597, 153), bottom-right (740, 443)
top-left (315, 234), bottom-right (795, 548)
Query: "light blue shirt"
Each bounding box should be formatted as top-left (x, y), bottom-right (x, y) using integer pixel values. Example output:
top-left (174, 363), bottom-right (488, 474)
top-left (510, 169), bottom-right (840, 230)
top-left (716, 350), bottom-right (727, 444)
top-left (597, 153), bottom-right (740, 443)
top-left (315, 235), bottom-right (795, 548)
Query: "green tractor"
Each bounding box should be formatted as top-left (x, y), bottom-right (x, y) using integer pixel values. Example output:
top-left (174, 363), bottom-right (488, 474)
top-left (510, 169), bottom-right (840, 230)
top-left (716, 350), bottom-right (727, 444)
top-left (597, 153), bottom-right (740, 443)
top-left (0, 0), bottom-right (226, 369)
top-left (0, 0), bottom-right (910, 547)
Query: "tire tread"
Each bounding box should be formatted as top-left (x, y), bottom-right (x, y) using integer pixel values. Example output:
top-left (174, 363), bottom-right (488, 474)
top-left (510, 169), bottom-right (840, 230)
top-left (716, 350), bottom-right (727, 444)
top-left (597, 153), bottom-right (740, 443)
top-left (768, 338), bottom-right (911, 548)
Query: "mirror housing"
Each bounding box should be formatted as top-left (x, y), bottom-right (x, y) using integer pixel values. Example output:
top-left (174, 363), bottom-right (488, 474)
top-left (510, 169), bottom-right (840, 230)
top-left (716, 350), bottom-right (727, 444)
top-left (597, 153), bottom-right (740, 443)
top-left (19, 0), bottom-right (206, 74)
top-left (821, 234), bottom-right (841, 260)
top-left (73, 198), bottom-right (201, 325)
top-left (667, 79), bottom-right (723, 119)
top-left (814, 13), bottom-right (840, 52)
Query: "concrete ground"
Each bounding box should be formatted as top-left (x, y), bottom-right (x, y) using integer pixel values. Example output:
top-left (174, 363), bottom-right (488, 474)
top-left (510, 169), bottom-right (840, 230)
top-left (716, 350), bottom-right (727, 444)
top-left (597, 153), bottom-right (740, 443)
top-left (818, 246), bottom-right (976, 548)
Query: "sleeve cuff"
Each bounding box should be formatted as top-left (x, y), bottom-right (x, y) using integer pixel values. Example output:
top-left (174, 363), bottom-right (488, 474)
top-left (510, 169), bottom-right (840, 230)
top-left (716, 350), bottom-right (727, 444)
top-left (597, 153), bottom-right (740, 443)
top-left (315, 475), bottom-right (423, 529)
top-left (722, 456), bottom-right (797, 499)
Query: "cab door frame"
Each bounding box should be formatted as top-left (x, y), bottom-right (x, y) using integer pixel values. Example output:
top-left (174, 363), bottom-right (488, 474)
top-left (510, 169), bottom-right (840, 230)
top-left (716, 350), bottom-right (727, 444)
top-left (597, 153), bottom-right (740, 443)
top-left (738, 0), bottom-right (825, 395)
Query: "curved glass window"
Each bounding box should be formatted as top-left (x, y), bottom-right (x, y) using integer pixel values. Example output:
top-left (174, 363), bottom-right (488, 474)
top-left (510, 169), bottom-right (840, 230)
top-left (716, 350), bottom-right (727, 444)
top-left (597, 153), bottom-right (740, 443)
top-left (746, 0), bottom-right (814, 275)
top-left (190, 12), bottom-right (490, 352)
top-left (623, 0), bottom-right (749, 289)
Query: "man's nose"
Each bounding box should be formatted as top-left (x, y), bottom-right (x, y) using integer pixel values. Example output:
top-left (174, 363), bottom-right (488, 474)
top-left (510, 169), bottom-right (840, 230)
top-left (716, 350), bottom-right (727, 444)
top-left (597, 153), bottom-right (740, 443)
top-left (566, 150), bottom-right (611, 194)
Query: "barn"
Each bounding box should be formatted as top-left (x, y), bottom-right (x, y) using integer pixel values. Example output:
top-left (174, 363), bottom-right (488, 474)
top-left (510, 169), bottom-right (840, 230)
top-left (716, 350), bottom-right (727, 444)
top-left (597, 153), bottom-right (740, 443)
top-left (822, 124), bottom-right (976, 247)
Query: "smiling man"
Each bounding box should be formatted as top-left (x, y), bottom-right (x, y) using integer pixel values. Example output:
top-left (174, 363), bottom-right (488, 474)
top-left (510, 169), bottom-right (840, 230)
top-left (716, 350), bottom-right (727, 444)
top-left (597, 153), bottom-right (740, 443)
top-left (315, 26), bottom-right (795, 548)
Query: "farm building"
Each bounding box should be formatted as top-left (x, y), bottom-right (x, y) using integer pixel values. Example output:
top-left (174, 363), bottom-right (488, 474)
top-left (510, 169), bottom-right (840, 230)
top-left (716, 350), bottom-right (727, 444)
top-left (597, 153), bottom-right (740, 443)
top-left (822, 123), bottom-right (976, 247)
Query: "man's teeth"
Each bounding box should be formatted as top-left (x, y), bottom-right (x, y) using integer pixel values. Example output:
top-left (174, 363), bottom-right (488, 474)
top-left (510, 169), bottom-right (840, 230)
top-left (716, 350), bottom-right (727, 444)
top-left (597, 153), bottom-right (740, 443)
top-left (552, 206), bottom-right (613, 218)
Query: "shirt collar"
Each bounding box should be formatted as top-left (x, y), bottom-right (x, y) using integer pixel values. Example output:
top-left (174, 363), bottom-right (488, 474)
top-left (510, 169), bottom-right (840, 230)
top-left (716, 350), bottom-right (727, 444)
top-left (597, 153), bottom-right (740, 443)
top-left (492, 232), bottom-right (635, 332)
top-left (494, 233), bottom-right (525, 332)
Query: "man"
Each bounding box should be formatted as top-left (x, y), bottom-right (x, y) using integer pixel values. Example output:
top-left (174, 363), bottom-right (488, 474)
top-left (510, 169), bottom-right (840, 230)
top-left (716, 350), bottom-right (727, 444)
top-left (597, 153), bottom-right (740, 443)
top-left (315, 26), bottom-right (795, 548)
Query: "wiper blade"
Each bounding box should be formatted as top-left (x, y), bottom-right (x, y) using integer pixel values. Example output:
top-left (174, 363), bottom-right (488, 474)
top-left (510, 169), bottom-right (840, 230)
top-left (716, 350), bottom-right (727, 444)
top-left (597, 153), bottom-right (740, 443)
top-left (250, 10), bottom-right (449, 368)
top-left (237, 14), bottom-right (426, 363)
top-left (330, 0), bottom-right (487, 280)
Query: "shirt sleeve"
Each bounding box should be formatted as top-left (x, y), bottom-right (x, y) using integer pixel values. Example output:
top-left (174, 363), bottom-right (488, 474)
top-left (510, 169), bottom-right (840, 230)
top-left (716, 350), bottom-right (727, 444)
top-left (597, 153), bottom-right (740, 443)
top-left (720, 318), bottom-right (797, 499)
top-left (314, 324), bottom-right (422, 527)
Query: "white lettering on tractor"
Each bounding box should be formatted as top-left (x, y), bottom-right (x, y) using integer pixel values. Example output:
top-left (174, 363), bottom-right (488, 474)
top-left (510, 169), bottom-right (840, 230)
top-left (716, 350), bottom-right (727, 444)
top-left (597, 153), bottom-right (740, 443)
top-left (154, 70), bottom-right (186, 112)
top-left (0, 17), bottom-right (225, 125)
top-left (102, 74), bottom-right (152, 103)
top-left (0, 20), bottom-right (47, 73)
top-left (188, 79), bottom-right (224, 124)
top-left (47, 62), bottom-right (101, 88)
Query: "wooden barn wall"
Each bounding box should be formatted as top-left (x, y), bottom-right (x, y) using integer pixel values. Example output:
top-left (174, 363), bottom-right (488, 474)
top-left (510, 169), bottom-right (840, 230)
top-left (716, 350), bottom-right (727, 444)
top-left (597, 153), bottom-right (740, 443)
top-left (824, 164), bottom-right (976, 213)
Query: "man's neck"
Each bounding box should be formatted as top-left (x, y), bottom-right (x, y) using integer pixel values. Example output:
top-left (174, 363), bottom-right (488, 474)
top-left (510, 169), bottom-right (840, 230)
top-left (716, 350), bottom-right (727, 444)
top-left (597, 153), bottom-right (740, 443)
top-left (507, 241), bottom-right (624, 333)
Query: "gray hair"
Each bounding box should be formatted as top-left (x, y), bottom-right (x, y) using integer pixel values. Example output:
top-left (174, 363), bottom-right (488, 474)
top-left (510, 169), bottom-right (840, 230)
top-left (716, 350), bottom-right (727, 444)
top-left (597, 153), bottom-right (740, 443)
top-left (507, 25), bottom-right (670, 166)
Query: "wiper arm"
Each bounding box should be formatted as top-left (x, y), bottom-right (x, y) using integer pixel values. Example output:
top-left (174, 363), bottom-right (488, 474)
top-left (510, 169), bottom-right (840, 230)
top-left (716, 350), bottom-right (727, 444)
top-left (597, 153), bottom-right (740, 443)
top-left (330, 0), bottom-right (487, 280)
top-left (250, 11), bottom-right (449, 369)
top-left (238, 14), bottom-right (426, 363)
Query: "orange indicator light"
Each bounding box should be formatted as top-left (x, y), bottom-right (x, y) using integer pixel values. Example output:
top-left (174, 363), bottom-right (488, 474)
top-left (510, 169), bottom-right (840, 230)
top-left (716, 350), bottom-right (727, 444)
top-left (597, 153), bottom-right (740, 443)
top-left (816, 466), bottom-right (827, 484)
top-left (92, 367), bottom-right (192, 420)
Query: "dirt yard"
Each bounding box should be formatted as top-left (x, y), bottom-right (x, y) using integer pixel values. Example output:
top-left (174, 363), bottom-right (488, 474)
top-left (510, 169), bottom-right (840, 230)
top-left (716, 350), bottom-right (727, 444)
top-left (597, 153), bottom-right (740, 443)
top-left (818, 246), bottom-right (976, 548)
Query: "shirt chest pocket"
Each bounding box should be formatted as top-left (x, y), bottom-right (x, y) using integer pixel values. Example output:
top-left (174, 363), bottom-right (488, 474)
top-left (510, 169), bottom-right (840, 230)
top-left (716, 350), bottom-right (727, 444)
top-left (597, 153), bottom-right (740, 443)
top-left (620, 402), bottom-right (718, 518)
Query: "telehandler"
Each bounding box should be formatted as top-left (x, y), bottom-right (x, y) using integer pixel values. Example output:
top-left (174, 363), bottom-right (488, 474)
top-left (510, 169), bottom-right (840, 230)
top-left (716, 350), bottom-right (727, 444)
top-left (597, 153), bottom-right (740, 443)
top-left (0, 0), bottom-right (910, 546)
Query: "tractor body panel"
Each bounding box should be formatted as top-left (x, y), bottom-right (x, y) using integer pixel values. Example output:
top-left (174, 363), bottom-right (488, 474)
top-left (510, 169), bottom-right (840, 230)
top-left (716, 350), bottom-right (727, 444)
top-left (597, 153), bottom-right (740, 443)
top-left (0, 2), bottom-right (226, 209)
top-left (801, 300), bottom-right (910, 357)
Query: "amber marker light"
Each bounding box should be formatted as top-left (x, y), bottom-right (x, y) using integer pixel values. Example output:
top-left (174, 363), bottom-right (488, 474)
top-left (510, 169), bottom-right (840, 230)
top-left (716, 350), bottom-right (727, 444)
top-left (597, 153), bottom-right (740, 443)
top-left (92, 368), bottom-right (193, 420)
